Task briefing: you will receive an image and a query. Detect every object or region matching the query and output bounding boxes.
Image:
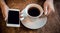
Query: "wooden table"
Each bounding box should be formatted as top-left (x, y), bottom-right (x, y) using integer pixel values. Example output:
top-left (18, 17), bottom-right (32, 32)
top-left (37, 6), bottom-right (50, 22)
top-left (0, 0), bottom-right (60, 33)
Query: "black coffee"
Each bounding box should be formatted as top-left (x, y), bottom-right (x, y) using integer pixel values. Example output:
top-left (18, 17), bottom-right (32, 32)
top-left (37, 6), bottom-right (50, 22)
top-left (28, 7), bottom-right (40, 17)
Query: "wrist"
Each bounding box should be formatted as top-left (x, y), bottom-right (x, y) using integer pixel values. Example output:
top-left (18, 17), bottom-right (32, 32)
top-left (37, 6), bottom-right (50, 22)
top-left (1, 0), bottom-right (7, 6)
top-left (46, 0), bottom-right (53, 3)
top-left (46, 0), bottom-right (53, 2)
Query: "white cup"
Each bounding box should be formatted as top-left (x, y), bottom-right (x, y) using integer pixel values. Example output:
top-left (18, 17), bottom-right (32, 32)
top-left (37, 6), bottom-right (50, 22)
top-left (20, 4), bottom-right (44, 21)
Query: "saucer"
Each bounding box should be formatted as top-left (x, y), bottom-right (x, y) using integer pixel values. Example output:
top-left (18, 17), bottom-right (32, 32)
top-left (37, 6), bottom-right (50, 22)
top-left (20, 16), bottom-right (47, 29)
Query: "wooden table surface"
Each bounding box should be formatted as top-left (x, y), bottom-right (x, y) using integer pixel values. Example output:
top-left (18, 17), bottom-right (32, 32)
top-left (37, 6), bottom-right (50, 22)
top-left (0, 0), bottom-right (60, 33)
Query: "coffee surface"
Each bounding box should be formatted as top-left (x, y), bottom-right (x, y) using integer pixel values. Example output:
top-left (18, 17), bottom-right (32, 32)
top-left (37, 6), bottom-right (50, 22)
top-left (28, 7), bottom-right (40, 17)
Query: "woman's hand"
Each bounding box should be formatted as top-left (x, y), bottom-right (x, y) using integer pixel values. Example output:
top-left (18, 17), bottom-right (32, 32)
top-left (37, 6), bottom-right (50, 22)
top-left (1, 0), bottom-right (9, 21)
top-left (44, 0), bottom-right (55, 15)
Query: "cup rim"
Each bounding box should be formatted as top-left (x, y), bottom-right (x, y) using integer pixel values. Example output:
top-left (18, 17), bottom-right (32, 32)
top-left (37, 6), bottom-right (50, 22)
top-left (25, 4), bottom-right (44, 18)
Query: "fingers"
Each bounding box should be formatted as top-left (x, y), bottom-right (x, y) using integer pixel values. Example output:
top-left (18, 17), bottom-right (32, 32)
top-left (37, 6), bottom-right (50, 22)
top-left (44, 5), bottom-right (53, 16)
top-left (47, 4), bottom-right (55, 15)
top-left (47, 6), bottom-right (52, 15)
top-left (50, 4), bottom-right (55, 12)
top-left (44, 3), bottom-right (48, 15)
top-left (44, 2), bottom-right (55, 16)
top-left (4, 6), bottom-right (9, 21)
top-left (1, 2), bottom-right (9, 21)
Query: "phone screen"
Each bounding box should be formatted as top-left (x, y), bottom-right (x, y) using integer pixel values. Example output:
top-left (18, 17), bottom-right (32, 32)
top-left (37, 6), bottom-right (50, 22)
top-left (8, 10), bottom-right (19, 24)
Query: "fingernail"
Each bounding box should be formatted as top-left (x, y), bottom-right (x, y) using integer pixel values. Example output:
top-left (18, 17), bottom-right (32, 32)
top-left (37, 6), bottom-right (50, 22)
top-left (45, 11), bottom-right (48, 15)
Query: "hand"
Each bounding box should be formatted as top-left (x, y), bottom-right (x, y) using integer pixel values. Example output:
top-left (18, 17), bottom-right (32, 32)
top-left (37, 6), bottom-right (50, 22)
top-left (44, 0), bottom-right (55, 15)
top-left (1, 0), bottom-right (9, 21)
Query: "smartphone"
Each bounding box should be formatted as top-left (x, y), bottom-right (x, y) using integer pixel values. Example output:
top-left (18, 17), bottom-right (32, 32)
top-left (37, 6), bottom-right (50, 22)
top-left (6, 9), bottom-right (20, 27)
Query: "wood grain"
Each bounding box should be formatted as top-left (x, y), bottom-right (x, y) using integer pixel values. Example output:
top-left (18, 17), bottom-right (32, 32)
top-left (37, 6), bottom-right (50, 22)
top-left (0, 0), bottom-right (60, 33)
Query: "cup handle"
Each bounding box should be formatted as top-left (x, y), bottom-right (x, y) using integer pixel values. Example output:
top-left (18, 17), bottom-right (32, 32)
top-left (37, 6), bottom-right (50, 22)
top-left (20, 14), bottom-right (24, 21)
top-left (20, 9), bottom-right (26, 21)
